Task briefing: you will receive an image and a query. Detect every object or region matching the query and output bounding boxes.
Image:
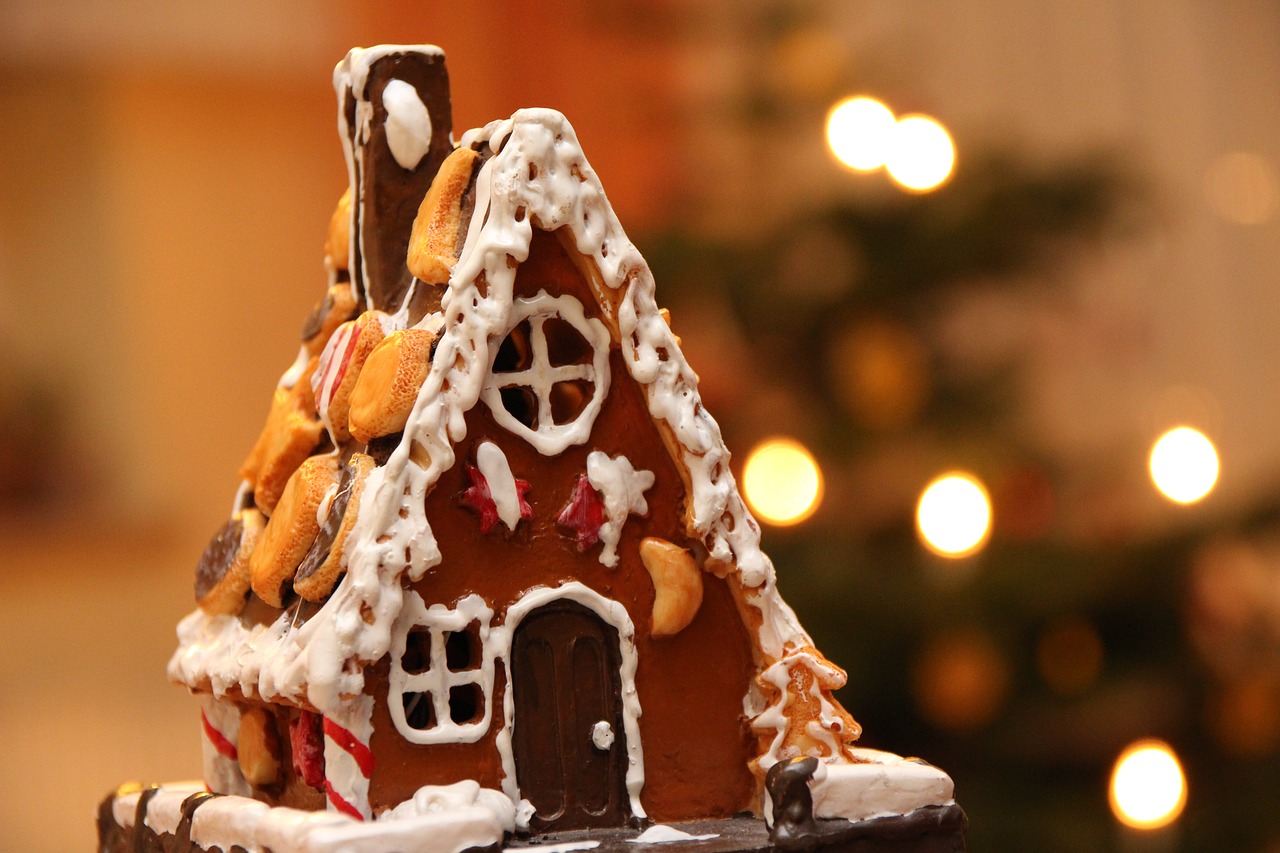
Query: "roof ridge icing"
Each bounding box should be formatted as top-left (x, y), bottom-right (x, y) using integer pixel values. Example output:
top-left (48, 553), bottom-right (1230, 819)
top-left (170, 108), bottom-right (835, 759)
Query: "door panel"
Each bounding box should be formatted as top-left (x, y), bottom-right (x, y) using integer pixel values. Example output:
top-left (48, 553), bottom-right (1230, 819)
top-left (512, 599), bottom-right (629, 832)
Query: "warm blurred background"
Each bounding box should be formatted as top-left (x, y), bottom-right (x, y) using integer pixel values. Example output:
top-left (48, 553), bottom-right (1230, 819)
top-left (3, 1), bottom-right (1280, 850)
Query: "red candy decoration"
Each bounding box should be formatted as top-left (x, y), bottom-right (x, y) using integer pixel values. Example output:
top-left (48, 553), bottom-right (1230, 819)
top-left (558, 474), bottom-right (605, 550)
top-left (290, 710), bottom-right (326, 790)
top-left (460, 463), bottom-right (533, 534)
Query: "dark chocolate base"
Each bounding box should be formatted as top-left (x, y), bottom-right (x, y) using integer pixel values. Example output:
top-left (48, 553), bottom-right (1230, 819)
top-left (97, 786), bottom-right (965, 853)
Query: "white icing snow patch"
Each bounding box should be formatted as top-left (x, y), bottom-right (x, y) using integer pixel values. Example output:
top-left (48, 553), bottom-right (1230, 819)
top-left (586, 451), bottom-right (654, 567)
top-left (382, 78), bottom-right (433, 170)
top-left (805, 748), bottom-right (956, 824)
top-left (524, 843), bottom-right (601, 853)
top-left (627, 825), bottom-right (719, 844)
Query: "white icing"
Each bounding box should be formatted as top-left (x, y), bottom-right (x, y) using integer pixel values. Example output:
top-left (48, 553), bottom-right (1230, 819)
top-left (591, 720), bottom-right (615, 750)
top-left (112, 789), bottom-right (142, 830)
top-left (627, 825), bottom-right (720, 844)
top-left (382, 79), bottom-right (433, 171)
top-left (191, 796), bottom-right (270, 852)
top-left (586, 451), bottom-right (654, 567)
top-left (475, 441), bottom-right (525, 531)
top-left (141, 783), bottom-right (205, 835)
top-left (526, 842), bottom-right (600, 853)
top-left (383, 781), bottom-right (515, 832)
top-left (492, 582), bottom-right (646, 820)
top-left (480, 291), bottom-right (612, 456)
top-left (761, 748), bottom-right (956, 827)
top-left (388, 593), bottom-right (495, 744)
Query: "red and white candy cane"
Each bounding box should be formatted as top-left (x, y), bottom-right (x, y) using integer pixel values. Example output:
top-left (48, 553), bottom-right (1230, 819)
top-left (200, 696), bottom-right (251, 797)
top-left (323, 695), bottom-right (376, 820)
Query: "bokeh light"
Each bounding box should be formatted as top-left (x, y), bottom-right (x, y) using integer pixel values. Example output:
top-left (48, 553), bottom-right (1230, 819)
top-left (1149, 426), bottom-right (1219, 505)
top-left (885, 114), bottom-right (956, 192)
top-left (826, 96), bottom-right (897, 172)
top-left (912, 627), bottom-right (1010, 732)
top-left (742, 438), bottom-right (823, 526)
top-left (916, 472), bottom-right (992, 557)
top-left (1205, 151), bottom-right (1278, 225)
top-left (1036, 617), bottom-right (1104, 696)
top-left (1109, 740), bottom-right (1187, 830)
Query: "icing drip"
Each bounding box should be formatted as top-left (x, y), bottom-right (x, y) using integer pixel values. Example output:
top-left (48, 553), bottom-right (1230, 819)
top-left (586, 451), bottom-right (654, 568)
top-left (382, 79), bottom-right (433, 171)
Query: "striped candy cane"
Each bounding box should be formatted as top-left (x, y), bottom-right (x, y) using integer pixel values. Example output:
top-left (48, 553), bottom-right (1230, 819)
top-left (323, 695), bottom-right (375, 820)
top-left (200, 696), bottom-right (251, 797)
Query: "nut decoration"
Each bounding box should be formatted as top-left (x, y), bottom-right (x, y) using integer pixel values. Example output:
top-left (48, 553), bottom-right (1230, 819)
top-left (312, 311), bottom-right (387, 443)
top-left (249, 454), bottom-right (339, 608)
top-left (240, 358), bottom-right (324, 515)
top-left (347, 328), bottom-right (436, 444)
top-left (325, 187), bottom-right (352, 272)
top-left (195, 508), bottom-right (266, 615)
top-left (406, 147), bottom-right (479, 285)
top-left (639, 536), bottom-right (704, 638)
top-left (237, 707), bottom-right (282, 787)
top-left (294, 453), bottom-right (375, 602)
top-left (301, 283), bottom-right (360, 357)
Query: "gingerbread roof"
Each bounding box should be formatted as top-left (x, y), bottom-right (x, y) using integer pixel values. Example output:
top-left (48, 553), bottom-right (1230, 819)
top-left (169, 45), bottom-right (856, 775)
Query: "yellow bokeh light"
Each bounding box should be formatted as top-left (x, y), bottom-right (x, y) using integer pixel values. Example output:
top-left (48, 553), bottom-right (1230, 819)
top-left (826, 96), bottom-right (897, 172)
top-left (1109, 740), bottom-right (1187, 830)
top-left (916, 472), bottom-right (992, 558)
top-left (743, 438), bottom-right (824, 526)
top-left (1149, 426), bottom-right (1219, 505)
top-left (885, 114), bottom-right (956, 192)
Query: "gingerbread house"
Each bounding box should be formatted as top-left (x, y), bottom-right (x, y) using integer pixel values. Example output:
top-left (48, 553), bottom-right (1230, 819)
top-left (103, 45), bottom-right (963, 853)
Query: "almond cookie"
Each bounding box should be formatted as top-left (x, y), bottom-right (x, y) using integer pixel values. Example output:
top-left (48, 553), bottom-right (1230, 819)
top-left (249, 454), bottom-right (339, 608)
top-left (301, 283), bottom-right (360, 357)
top-left (240, 357), bottom-right (324, 515)
top-left (294, 453), bottom-right (375, 602)
top-left (347, 328), bottom-right (436, 444)
top-left (194, 508), bottom-right (265, 615)
top-left (311, 311), bottom-right (387, 443)
top-left (325, 187), bottom-right (352, 273)
top-left (406, 146), bottom-right (479, 285)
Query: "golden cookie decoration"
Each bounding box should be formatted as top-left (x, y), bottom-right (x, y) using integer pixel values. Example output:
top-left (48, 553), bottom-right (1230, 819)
top-left (295, 453), bottom-right (375, 602)
top-left (639, 536), bottom-right (704, 638)
top-left (195, 508), bottom-right (266, 615)
top-left (240, 358), bottom-right (324, 515)
top-left (312, 311), bottom-right (387, 443)
top-left (325, 187), bottom-right (352, 272)
top-left (406, 147), bottom-right (479, 285)
top-left (237, 707), bottom-right (282, 787)
top-left (301, 283), bottom-right (360, 357)
top-left (347, 328), bottom-right (436, 444)
top-left (249, 454), bottom-right (339, 608)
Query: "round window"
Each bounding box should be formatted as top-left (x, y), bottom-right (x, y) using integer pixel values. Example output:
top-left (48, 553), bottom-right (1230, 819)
top-left (482, 291), bottom-right (612, 455)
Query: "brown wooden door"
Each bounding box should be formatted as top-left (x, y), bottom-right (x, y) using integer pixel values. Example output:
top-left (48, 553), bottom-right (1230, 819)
top-left (512, 599), bottom-right (630, 832)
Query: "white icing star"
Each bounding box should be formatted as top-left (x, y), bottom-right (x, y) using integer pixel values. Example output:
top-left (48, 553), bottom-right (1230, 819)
top-left (586, 452), bottom-right (655, 568)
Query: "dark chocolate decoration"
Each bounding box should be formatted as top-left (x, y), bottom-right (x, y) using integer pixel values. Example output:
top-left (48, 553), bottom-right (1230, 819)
top-left (131, 786), bottom-right (165, 853)
top-left (350, 49), bottom-right (454, 313)
top-left (366, 431), bottom-right (404, 466)
top-left (171, 791), bottom-right (219, 850)
top-left (195, 517), bottom-right (244, 600)
top-left (512, 599), bottom-right (631, 833)
top-left (765, 758), bottom-right (968, 852)
top-left (300, 288), bottom-right (336, 342)
top-left (295, 458), bottom-right (360, 583)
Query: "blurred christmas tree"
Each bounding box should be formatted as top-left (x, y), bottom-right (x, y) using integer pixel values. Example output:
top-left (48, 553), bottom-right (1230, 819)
top-left (643, 5), bottom-right (1280, 851)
